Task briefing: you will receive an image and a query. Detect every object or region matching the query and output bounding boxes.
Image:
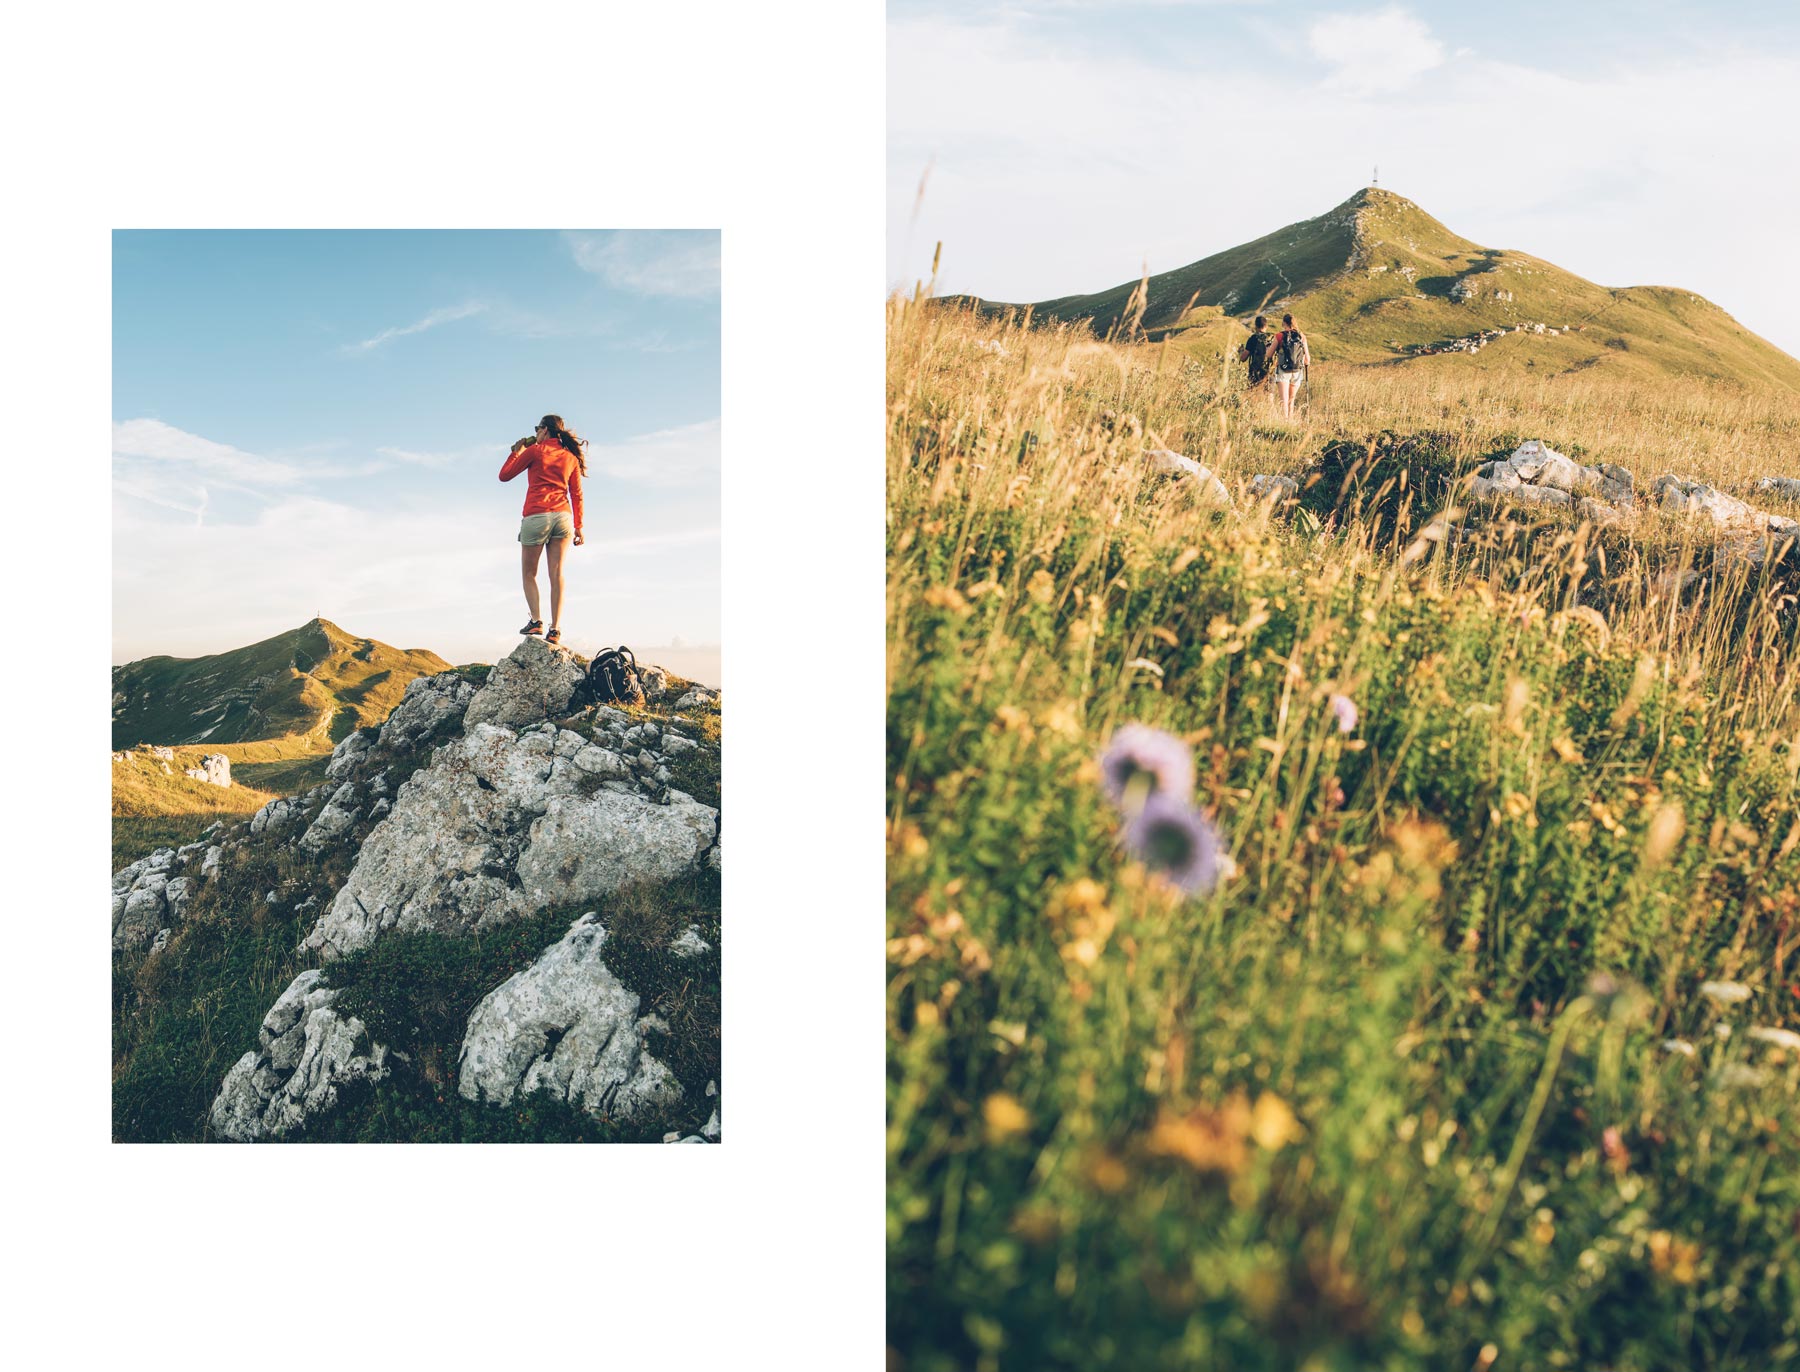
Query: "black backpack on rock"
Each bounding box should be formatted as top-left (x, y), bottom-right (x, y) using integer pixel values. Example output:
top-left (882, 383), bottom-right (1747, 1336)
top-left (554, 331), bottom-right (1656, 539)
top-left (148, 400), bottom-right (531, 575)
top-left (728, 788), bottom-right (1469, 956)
top-left (573, 645), bottom-right (645, 709)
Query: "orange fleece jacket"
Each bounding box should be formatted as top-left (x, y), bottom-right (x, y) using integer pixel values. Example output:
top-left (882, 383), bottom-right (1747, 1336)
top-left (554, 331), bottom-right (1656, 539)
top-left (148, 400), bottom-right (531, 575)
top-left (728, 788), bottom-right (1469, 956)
top-left (499, 440), bottom-right (584, 534)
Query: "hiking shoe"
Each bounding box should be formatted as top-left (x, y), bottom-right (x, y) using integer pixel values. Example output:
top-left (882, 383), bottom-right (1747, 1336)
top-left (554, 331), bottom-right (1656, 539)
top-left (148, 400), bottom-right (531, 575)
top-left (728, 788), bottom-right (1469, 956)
top-left (545, 628), bottom-right (562, 645)
top-left (520, 620), bottom-right (544, 636)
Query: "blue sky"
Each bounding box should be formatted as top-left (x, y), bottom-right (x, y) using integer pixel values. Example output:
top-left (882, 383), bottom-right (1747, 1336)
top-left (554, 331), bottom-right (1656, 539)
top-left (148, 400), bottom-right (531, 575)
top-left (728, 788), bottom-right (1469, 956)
top-left (890, 1), bottom-right (1800, 362)
top-left (113, 229), bottom-right (721, 683)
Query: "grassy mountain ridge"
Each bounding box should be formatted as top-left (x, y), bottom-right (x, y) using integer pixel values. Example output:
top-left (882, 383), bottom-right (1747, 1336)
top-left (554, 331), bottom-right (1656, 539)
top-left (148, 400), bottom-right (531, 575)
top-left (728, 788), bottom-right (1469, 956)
top-left (963, 188), bottom-right (1800, 392)
top-left (112, 617), bottom-right (452, 751)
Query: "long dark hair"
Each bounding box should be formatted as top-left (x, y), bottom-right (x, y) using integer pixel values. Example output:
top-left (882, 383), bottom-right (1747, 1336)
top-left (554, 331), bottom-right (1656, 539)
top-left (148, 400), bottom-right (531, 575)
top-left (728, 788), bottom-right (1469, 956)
top-left (538, 414), bottom-right (588, 476)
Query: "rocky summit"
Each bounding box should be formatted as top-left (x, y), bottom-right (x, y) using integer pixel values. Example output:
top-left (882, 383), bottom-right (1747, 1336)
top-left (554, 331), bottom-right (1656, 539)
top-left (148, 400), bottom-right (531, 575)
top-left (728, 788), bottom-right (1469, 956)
top-left (112, 635), bottom-right (723, 1144)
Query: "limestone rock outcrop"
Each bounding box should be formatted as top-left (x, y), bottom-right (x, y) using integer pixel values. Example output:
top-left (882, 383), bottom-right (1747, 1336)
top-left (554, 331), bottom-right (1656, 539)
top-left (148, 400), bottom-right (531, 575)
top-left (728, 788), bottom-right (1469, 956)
top-left (301, 721), bottom-right (716, 958)
top-left (112, 848), bottom-right (180, 953)
top-left (183, 753), bottom-right (231, 787)
top-left (299, 781), bottom-right (362, 853)
top-left (462, 637), bottom-right (583, 731)
top-left (1652, 475), bottom-right (1799, 536)
top-left (209, 970), bottom-right (390, 1141)
top-left (457, 914), bottom-right (684, 1123)
top-left (1470, 440), bottom-right (1634, 524)
top-left (377, 670), bottom-right (477, 753)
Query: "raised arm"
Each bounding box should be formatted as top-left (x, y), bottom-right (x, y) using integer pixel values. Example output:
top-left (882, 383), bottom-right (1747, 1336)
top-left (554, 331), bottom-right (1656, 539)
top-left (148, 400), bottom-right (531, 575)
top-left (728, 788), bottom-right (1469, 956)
top-left (499, 440), bottom-right (535, 483)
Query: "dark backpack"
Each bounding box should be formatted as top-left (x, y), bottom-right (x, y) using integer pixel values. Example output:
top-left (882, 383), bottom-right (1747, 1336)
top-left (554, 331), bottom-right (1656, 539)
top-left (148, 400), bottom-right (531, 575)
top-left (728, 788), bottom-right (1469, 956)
top-left (1243, 332), bottom-right (1271, 379)
top-left (1276, 330), bottom-right (1306, 373)
top-left (574, 646), bottom-right (644, 709)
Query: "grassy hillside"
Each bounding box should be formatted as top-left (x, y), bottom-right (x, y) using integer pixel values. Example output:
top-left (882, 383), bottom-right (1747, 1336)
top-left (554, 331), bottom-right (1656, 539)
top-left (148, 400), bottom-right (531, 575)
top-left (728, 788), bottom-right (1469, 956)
top-left (964, 188), bottom-right (1800, 393)
top-left (887, 301), bottom-right (1799, 1369)
top-left (111, 617), bottom-right (452, 751)
top-left (111, 747), bottom-right (280, 867)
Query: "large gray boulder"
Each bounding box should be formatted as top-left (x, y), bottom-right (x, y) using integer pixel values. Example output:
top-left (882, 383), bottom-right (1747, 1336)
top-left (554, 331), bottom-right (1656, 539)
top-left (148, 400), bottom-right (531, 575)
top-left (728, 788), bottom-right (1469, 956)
top-left (378, 671), bottom-right (477, 753)
top-left (515, 790), bottom-right (717, 906)
top-left (209, 970), bottom-right (389, 1141)
top-left (183, 753), bottom-right (231, 787)
top-left (325, 728), bottom-right (373, 779)
top-left (249, 794), bottom-right (305, 837)
top-left (112, 848), bottom-right (181, 953)
top-left (462, 637), bottom-right (584, 732)
top-left (299, 781), bottom-right (361, 853)
top-left (1756, 476), bottom-right (1800, 503)
top-left (302, 722), bottom-right (717, 958)
top-left (458, 914), bottom-right (684, 1123)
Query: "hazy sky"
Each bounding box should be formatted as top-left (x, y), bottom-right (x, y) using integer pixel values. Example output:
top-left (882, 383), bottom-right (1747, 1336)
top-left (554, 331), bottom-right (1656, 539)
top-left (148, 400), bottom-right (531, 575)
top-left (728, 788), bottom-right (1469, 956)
top-left (889, 1), bottom-right (1800, 362)
top-left (113, 230), bottom-right (721, 684)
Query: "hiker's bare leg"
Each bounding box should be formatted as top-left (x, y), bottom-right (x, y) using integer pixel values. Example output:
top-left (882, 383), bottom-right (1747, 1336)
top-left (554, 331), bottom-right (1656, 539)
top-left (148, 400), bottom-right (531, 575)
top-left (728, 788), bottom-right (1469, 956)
top-left (545, 536), bottom-right (569, 630)
top-left (521, 543), bottom-right (544, 621)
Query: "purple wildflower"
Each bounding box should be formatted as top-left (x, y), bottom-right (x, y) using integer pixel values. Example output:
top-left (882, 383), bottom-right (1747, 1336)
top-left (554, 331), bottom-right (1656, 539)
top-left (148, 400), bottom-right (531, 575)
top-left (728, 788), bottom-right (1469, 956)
top-left (1122, 793), bottom-right (1222, 895)
top-left (1099, 724), bottom-right (1194, 811)
top-left (1328, 693), bottom-right (1358, 734)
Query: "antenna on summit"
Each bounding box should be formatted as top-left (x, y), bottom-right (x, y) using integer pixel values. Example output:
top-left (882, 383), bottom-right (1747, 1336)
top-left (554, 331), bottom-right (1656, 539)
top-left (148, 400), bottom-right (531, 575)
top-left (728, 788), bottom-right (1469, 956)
top-left (1372, 165), bottom-right (1379, 188)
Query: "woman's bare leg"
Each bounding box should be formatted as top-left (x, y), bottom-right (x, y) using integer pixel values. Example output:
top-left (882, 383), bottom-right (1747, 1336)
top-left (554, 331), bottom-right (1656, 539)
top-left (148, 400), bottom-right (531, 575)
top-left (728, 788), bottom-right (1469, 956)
top-left (545, 536), bottom-right (569, 629)
top-left (521, 543), bottom-right (544, 621)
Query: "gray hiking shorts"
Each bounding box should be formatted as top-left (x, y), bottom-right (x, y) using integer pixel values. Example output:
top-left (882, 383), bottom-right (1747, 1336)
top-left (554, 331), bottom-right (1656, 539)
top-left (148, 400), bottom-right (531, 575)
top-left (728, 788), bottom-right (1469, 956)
top-left (519, 511), bottom-right (575, 545)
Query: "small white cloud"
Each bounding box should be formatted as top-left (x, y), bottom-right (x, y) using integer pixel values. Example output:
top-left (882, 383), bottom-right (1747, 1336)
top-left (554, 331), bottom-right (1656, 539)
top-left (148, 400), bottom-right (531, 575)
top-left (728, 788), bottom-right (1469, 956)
top-left (1308, 6), bottom-right (1445, 95)
top-left (590, 417), bottom-right (721, 488)
top-left (343, 301), bottom-right (486, 354)
top-left (566, 231), bottom-right (720, 299)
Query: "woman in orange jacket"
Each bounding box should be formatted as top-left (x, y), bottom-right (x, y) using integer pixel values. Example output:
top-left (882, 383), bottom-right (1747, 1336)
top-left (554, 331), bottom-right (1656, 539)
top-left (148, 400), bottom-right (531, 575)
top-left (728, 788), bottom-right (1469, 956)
top-left (499, 414), bottom-right (588, 646)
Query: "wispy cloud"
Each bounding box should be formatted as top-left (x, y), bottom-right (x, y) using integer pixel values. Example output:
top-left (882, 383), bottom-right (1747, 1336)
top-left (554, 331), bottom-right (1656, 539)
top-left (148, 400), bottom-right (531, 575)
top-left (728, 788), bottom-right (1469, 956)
top-left (1308, 6), bottom-right (1446, 95)
top-left (342, 301), bottom-right (486, 354)
top-left (565, 231), bottom-right (720, 300)
top-left (113, 418), bottom-right (303, 487)
top-left (375, 443), bottom-right (496, 470)
top-left (589, 418), bottom-right (721, 488)
top-left (114, 477), bottom-right (209, 526)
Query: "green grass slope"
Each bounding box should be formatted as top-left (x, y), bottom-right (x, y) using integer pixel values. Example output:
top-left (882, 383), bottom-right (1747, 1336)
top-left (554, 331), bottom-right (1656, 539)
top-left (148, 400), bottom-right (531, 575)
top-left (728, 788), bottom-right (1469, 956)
top-left (111, 618), bottom-right (452, 751)
top-left (968, 188), bottom-right (1800, 392)
top-left (111, 747), bottom-right (281, 868)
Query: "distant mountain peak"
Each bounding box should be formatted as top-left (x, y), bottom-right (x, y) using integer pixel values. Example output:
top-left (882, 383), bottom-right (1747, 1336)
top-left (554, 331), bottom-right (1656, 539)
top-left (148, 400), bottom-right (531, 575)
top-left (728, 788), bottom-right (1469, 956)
top-left (112, 620), bottom-right (452, 751)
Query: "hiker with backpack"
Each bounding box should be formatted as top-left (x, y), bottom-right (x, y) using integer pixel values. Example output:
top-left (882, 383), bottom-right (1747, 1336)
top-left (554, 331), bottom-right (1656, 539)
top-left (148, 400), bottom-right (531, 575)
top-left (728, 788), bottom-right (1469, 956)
top-left (1270, 313), bottom-right (1311, 419)
top-left (500, 414), bottom-right (588, 647)
top-left (1237, 314), bottom-right (1275, 391)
